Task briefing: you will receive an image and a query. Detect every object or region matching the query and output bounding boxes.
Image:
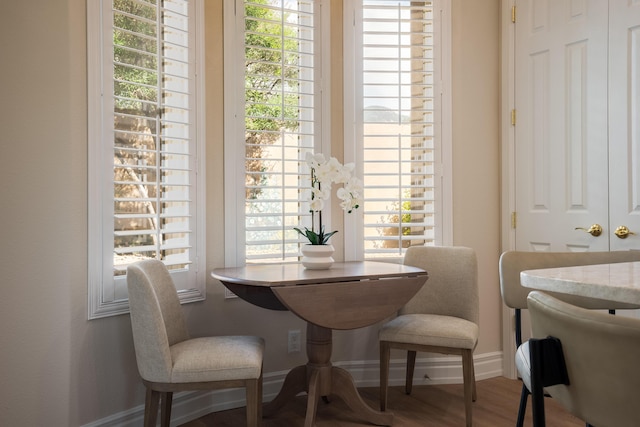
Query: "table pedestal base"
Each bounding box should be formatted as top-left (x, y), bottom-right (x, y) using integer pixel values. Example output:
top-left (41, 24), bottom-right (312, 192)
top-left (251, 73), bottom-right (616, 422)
top-left (264, 324), bottom-right (393, 427)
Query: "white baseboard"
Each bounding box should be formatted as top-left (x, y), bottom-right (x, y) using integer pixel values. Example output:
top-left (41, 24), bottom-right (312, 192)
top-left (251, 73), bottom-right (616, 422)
top-left (83, 351), bottom-right (504, 427)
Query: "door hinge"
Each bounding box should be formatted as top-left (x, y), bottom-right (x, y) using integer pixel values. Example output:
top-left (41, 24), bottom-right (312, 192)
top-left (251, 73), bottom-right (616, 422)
top-left (511, 5), bottom-right (516, 23)
top-left (511, 109), bottom-right (516, 126)
top-left (511, 212), bottom-right (517, 229)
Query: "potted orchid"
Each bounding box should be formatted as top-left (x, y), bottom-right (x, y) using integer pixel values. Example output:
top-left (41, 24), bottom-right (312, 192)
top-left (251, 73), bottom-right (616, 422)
top-left (294, 152), bottom-right (363, 268)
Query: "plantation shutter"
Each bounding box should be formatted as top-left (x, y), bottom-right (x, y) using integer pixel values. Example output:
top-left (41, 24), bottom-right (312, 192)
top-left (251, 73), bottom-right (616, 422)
top-left (359, 0), bottom-right (437, 257)
top-left (242, 0), bottom-right (318, 263)
top-left (110, 0), bottom-right (197, 290)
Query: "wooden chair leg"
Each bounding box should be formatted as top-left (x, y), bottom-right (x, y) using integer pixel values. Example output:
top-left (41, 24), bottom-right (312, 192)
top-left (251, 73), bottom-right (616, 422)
top-left (257, 372), bottom-right (263, 425)
top-left (160, 392), bottom-right (173, 427)
top-left (470, 353), bottom-right (477, 401)
top-left (246, 376), bottom-right (262, 427)
top-left (144, 388), bottom-right (160, 427)
top-left (379, 341), bottom-right (391, 411)
top-left (462, 349), bottom-right (474, 427)
top-left (405, 350), bottom-right (417, 395)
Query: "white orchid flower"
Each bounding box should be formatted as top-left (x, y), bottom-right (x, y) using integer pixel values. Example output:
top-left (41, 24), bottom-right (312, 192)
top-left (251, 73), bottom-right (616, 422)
top-left (334, 163), bottom-right (355, 184)
top-left (313, 187), bottom-right (331, 200)
top-left (296, 152), bottom-right (363, 244)
top-left (309, 197), bottom-right (324, 212)
top-left (336, 187), bottom-right (349, 201)
top-left (305, 152), bottom-right (326, 169)
top-left (344, 177), bottom-right (363, 194)
top-left (315, 157), bottom-right (341, 184)
top-left (339, 198), bottom-right (354, 212)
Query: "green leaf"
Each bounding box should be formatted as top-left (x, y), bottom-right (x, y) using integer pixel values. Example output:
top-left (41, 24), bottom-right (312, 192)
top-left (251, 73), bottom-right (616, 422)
top-left (320, 230), bottom-right (337, 244)
top-left (293, 225), bottom-right (339, 245)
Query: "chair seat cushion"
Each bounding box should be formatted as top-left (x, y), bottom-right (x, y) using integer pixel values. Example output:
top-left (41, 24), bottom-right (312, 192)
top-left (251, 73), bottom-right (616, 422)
top-left (170, 335), bottom-right (265, 383)
top-left (379, 313), bottom-right (478, 349)
top-left (515, 340), bottom-right (531, 390)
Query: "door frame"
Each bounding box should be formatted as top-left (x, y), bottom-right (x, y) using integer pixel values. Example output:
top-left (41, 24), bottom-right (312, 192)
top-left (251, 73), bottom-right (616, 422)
top-left (500, 0), bottom-right (517, 379)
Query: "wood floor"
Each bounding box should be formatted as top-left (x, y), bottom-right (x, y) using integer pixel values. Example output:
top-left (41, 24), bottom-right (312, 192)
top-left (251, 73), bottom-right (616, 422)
top-left (180, 376), bottom-right (584, 426)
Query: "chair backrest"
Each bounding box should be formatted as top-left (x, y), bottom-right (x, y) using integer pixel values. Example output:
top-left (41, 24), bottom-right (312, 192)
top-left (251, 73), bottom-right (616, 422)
top-left (401, 245), bottom-right (478, 325)
top-left (528, 291), bottom-right (640, 427)
top-left (499, 250), bottom-right (640, 311)
top-left (127, 259), bottom-right (190, 383)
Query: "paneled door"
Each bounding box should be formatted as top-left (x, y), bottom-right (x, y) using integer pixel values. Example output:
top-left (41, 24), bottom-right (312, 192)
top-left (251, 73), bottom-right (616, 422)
top-left (608, 1), bottom-right (640, 251)
top-left (507, 0), bottom-right (640, 377)
top-left (514, 0), bottom-right (610, 252)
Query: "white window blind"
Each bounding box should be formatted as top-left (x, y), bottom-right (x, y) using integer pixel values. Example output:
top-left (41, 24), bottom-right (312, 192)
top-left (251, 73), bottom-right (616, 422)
top-left (233, 0), bottom-right (319, 264)
top-left (88, 0), bottom-right (205, 318)
top-left (355, 0), bottom-right (439, 258)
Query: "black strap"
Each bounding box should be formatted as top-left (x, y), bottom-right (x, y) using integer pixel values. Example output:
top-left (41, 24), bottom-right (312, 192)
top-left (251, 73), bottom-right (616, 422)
top-left (529, 336), bottom-right (570, 427)
top-left (530, 336), bottom-right (570, 387)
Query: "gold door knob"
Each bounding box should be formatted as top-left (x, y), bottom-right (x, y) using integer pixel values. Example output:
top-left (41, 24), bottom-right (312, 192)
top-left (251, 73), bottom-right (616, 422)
top-left (575, 224), bottom-right (603, 237)
top-left (614, 226), bottom-right (636, 239)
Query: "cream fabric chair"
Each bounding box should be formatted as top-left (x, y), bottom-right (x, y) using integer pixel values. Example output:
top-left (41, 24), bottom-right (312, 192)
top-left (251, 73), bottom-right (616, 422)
top-left (520, 291), bottom-right (640, 427)
top-left (379, 246), bottom-right (479, 427)
top-left (499, 250), bottom-right (640, 426)
top-left (127, 260), bottom-right (265, 427)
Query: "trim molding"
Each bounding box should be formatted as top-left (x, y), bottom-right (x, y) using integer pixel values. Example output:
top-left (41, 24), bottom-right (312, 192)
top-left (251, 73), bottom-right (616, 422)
top-left (82, 351), bottom-right (503, 427)
top-left (499, 0), bottom-right (517, 380)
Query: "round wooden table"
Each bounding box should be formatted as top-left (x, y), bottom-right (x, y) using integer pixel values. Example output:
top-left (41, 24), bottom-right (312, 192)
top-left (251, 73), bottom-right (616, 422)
top-left (212, 261), bottom-right (428, 427)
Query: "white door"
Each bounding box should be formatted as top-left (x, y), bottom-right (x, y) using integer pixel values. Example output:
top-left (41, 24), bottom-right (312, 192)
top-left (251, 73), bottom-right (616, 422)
top-left (608, 1), bottom-right (640, 251)
top-left (514, 0), bottom-right (610, 252)
top-left (507, 0), bottom-right (640, 378)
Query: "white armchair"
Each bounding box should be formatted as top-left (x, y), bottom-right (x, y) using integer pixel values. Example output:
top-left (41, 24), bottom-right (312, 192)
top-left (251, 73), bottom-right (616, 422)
top-left (522, 291), bottom-right (640, 427)
top-left (127, 260), bottom-right (265, 427)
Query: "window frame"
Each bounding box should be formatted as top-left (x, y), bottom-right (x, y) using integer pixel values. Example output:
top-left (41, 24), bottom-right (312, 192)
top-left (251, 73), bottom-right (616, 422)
top-left (223, 0), bottom-right (451, 267)
top-left (223, 0), bottom-right (330, 267)
top-left (87, 0), bottom-right (206, 319)
top-left (343, 0), bottom-right (452, 261)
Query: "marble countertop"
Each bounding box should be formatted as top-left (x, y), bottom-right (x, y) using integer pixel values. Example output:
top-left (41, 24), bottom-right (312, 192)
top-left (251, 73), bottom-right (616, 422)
top-left (521, 261), bottom-right (640, 305)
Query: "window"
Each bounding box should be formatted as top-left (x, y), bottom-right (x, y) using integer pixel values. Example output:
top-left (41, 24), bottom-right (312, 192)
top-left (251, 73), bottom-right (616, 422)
top-left (224, 0), bottom-right (450, 266)
top-left (345, 0), bottom-right (449, 260)
top-left (224, 0), bottom-right (324, 266)
top-left (88, 0), bottom-right (205, 319)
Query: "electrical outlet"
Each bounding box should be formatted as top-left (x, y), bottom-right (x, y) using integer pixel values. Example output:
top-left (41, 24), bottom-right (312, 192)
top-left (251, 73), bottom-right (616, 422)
top-left (288, 329), bottom-right (301, 353)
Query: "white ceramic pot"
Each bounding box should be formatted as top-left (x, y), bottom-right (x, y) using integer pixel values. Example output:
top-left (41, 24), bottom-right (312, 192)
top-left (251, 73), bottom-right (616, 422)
top-left (301, 244), bottom-right (335, 269)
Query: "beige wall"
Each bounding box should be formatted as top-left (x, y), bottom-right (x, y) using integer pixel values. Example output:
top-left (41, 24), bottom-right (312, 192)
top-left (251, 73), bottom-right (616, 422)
top-left (0, 0), bottom-right (501, 425)
top-left (450, 0), bottom-right (502, 356)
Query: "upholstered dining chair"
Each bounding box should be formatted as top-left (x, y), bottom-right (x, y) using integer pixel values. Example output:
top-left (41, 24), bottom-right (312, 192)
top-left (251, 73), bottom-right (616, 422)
top-left (379, 246), bottom-right (479, 427)
top-left (520, 291), bottom-right (640, 427)
top-left (127, 260), bottom-right (265, 427)
top-left (499, 250), bottom-right (640, 426)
